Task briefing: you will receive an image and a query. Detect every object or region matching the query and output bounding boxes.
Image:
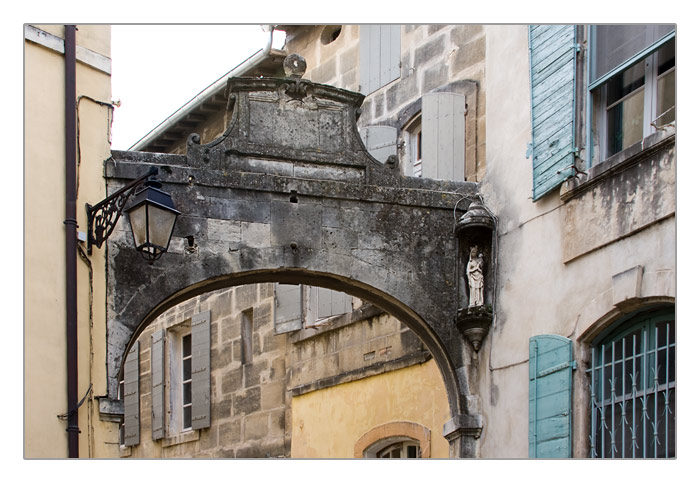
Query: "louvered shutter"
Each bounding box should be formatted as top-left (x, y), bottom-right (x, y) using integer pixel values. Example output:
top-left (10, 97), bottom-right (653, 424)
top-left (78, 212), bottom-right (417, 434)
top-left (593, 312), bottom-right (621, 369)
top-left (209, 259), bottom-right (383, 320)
top-left (315, 287), bottom-right (352, 321)
top-left (529, 335), bottom-right (575, 458)
top-left (359, 126), bottom-right (397, 163)
top-left (274, 283), bottom-right (303, 333)
top-left (360, 25), bottom-right (401, 94)
top-left (123, 341), bottom-right (140, 447)
top-left (421, 92), bottom-right (466, 181)
top-left (190, 311), bottom-right (211, 430)
top-left (528, 25), bottom-right (577, 201)
top-left (151, 329), bottom-right (165, 440)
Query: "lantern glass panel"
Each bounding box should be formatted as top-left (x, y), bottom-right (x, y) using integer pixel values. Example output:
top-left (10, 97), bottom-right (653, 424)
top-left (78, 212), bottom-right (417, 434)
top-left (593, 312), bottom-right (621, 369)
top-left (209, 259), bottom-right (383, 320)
top-left (148, 205), bottom-right (178, 249)
top-left (128, 204), bottom-right (148, 249)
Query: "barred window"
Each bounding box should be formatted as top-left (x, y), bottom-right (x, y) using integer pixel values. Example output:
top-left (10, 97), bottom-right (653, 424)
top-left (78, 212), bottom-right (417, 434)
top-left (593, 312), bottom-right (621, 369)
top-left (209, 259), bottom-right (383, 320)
top-left (589, 308), bottom-right (675, 458)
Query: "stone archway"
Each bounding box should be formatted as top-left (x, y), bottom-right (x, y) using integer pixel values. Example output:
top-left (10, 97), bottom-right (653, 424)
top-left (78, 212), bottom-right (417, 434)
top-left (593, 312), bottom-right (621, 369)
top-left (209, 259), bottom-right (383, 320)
top-left (105, 73), bottom-right (483, 456)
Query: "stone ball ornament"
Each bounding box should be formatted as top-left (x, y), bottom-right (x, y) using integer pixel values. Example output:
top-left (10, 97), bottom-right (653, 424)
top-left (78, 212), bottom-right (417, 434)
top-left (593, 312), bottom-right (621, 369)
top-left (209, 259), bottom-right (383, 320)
top-left (283, 54), bottom-right (307, 79)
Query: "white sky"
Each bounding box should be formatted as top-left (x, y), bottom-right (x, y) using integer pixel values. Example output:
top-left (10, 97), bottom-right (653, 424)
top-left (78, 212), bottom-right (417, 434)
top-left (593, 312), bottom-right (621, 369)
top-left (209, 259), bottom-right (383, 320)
top-left (110, 25), bottom-right (285, 150)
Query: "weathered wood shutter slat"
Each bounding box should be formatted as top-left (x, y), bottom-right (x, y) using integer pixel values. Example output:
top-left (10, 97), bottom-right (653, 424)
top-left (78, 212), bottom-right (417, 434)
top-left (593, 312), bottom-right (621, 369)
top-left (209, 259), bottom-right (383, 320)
top-left (422, 91), bottom-right (466, 182)
top-left (359, 126), bottom-right (397, 163)
top-left (529, 335), bottom-right (574, 458)
top-left (151, 329), bottom-right (165, 440)
top-left (274, 283), bottom-right (303, 333)
top-left (190, 311), bottom-right (211, 430)
top-left (529, 25), bottom-right (577, 201)
top-left (123, 340), bottom-right (140, 447)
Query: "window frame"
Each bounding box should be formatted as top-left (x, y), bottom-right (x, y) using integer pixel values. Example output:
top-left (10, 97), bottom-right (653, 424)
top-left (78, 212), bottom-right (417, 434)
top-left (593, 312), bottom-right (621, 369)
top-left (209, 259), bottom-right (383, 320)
top-left (167, 322), bottom-right (194, 436)
top-left (376, 439), bottom-right (421, 458)
top-left (585, 26), bottom-right (675, 168)
top-left (588, 307), bottom-right (675, 458)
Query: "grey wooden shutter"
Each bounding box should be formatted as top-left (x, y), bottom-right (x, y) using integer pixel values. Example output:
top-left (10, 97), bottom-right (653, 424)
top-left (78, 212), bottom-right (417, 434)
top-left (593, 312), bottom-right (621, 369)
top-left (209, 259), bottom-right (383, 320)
top-left (528, 25), bottom-right (577, 201)
top-left (274, 283), bottom-right (303, 333)
top-left (421, 92), bottom-right (466, 181)
top-left (190, 311), bottom-right (211, 430)
top-left (360, 25), bottom-right (401, 94)
top-left (151, 329), bottom-right (165, 440)
top-left (123, 340), bottom-right (140, 447)
top-left (359, 126), bottom-right (397, 163)
top-left (529, 335), bottom-right (575, 458)
top-left (316, 287), bottom-right (352, 320)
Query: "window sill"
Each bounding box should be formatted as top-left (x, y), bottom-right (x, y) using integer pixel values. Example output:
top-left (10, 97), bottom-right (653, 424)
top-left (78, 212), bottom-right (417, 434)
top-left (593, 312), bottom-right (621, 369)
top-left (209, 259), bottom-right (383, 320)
top-left (560, 125), bottom-right (675, 201)
top-left (289, 303), bottom-right (385, 344)
top-left (162, 429), bottom-right (200, 448)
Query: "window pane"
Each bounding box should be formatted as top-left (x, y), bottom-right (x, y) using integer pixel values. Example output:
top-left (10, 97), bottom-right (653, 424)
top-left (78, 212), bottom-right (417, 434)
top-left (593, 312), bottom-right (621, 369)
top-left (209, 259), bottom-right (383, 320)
top-left (183, 334), bottom-right (191, 357)
top-left (606, 87), bottom-right (644, 156)
top-left (183, 381), bottom-right (191, 405)
top-left (593, 25), bottom-right (674, 81)
top-left (183, 406), bottom-right (192, 430)
top-left (183, 357), bottom-right (192, 381)
top-left (407, 445), bottom-right (418, 458)
top-left (656, 69), bottom-right (675, 126)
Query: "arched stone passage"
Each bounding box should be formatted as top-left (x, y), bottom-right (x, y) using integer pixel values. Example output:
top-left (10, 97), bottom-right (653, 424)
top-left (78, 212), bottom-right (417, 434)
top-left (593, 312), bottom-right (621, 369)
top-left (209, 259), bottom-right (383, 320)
top-left (105, 73), bottom-right (483, 456)
top-left (116, 269), bottom-right (462, 414)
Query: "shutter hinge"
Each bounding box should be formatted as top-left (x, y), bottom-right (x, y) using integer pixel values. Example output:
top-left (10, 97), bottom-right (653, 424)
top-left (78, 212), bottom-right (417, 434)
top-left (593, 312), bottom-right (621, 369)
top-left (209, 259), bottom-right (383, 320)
top-left (574, 43), bottom-right (581, 53)
top-left (525, 143), bottom-right (533, 159)
top-left (571, 360), bottom-right (578, 371)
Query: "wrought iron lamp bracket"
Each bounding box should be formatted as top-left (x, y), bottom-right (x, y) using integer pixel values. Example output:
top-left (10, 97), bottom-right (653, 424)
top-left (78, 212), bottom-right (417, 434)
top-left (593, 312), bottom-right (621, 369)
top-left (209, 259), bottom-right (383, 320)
top-left (86, 167), bottom-right (158, 255)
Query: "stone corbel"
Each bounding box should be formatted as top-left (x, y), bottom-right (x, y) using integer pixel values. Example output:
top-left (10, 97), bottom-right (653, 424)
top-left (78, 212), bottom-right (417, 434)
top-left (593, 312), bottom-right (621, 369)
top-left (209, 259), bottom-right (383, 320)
top-left (443, 414), bottom-right (483, 458)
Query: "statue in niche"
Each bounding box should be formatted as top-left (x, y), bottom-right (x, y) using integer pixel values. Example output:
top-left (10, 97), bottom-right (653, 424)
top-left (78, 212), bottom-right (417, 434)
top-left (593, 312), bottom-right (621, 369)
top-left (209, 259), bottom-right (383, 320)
top-left (467, 246), bottom-right (484, 307)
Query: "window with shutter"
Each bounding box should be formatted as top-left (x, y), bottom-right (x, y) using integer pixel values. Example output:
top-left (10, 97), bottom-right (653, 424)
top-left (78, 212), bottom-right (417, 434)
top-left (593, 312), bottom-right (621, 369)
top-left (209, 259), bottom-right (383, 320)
top-left (528, 25), bottom-right (578, 201)
top-left (123, 340), bottom-right (140, 447)
top-left (274, 283), bottom-right (303, 334)
top-left (151, 329), bottom-right (165, 440)
top-left (359, 25), bottom-right (401, 95)
top-left (359, 125), bottom-right (397, 164)
top-left (529, 335), bottom-right (575, 458)
top-left (307, 286), bottom-right (353, 326)
top-left (190, 311), bottom-right (211, 430)
top-left (420, 92), bottom-right (466, 182)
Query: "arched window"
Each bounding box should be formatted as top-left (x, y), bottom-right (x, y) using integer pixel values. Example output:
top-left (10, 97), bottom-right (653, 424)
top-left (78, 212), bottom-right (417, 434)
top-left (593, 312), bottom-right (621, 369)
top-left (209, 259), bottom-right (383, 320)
top-left (354, 421), bottom-right (431, 458)
top-left (589, 307), bottom-right (675, 458)
top-left (376, 439), bottom-right (420, 458)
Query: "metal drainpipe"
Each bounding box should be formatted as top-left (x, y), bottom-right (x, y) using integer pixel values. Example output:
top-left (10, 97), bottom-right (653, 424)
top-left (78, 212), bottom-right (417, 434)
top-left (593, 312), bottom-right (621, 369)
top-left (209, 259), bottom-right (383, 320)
top-left (64, 24), bottom-right (80, 458)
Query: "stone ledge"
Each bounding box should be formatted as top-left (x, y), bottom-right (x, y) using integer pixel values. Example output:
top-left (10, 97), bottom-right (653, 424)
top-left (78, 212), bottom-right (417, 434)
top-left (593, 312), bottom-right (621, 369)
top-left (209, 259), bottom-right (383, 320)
top-left (561, 126), bottom-right (675, 202)
top-left (289, 303), bottom-right (385, 343)
top-left (291, 350), bottom-right (432, 396)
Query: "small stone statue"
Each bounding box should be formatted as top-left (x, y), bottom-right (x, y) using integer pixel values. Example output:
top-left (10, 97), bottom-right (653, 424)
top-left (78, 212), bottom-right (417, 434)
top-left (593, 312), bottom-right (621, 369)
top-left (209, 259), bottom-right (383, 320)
top-left (467, 246), bottom-right (484, 307)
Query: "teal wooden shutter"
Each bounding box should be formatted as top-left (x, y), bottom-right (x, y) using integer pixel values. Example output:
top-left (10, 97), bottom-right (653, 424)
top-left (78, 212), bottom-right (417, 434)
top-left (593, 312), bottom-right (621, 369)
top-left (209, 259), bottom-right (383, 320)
top-left (529, 335), bottom-right (575, 458)
top-left (528, 25), bottom-right (577, 201)
top-left (360, 25), bottom-right (401, 94)
top-left (274, 283), bottom-right (303, 333)
top-left (123, 340), bottom-right (140, 447)
top-left (422, 92), bottom-right (466, 181)
top-left (190, 311), bottom-right (211, 430)
top-left (359, 126), bottom-right (397, 163)
top-left (151, 329), bottom-right (165, 440)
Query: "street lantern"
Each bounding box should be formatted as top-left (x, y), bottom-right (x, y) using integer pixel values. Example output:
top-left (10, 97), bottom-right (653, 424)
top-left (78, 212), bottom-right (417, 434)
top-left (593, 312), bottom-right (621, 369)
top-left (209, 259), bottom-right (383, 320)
top-left (86, 167), bottom-right (179, 264)
top-left (125, 178), bottom-right (180, 264)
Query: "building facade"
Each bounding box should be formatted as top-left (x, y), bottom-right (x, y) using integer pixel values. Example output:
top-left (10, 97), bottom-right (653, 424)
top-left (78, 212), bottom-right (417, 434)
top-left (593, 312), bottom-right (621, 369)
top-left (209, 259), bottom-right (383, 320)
top-left (24, 24), bottom-right (115, 458)
top-left (25, 24), bottom-right (675, 459)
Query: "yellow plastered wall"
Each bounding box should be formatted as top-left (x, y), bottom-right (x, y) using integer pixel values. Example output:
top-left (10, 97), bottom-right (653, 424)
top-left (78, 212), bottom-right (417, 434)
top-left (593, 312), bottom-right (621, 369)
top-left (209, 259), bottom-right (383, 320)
top-left (24, 24), bottom-right (113, 458)
top-left (291, 359), bottom-right (450, 458)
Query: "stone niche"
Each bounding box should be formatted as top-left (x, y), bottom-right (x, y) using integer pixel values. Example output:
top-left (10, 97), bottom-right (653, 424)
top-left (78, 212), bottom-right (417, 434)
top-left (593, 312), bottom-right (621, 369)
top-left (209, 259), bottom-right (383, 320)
top-left (454, 200), bottom-right (496, 352)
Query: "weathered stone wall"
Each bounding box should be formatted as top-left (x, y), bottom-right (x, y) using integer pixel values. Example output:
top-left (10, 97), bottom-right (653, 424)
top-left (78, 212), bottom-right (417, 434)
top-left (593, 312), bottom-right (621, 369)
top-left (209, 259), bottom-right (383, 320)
top-left (283, 24), bottom-right (487, 181)
top-left (121, 285), bottom-right (289, 458)
top-left (287, 306), bottom-right (430, 396)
